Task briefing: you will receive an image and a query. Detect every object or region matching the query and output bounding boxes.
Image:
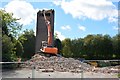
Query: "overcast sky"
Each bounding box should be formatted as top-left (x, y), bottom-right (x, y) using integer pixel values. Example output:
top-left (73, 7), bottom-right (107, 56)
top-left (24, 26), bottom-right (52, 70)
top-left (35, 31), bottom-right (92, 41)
top-left (0, 0), bottom-right (119, 40)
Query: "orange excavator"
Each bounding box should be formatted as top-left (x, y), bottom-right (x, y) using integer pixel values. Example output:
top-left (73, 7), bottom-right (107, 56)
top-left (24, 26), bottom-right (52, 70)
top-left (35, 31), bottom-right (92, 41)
top-left (40, 10), bottom-right (58, 56)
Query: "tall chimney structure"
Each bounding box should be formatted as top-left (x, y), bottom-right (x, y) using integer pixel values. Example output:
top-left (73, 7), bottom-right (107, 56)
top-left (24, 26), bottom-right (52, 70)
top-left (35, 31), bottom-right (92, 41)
top-left (35, 9), bottom-right (54, 53)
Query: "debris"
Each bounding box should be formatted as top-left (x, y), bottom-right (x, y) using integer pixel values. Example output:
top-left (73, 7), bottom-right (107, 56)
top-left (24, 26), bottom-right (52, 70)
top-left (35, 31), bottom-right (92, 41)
top-left (42, 69), bottom-right (54, 72)
top-left (22, 54), bottom-right (92, 72)
top-left (91, 65), bottom-right (120, 73)
top-left (21, 54), bottom-right (120, 73)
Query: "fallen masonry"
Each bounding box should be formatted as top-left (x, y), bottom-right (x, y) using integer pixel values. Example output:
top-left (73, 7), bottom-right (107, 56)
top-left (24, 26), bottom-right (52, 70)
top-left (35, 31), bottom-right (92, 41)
top-left (21, 54), bottom-right (92, 73)
top-left (21, 54), bottom-right (120, 73)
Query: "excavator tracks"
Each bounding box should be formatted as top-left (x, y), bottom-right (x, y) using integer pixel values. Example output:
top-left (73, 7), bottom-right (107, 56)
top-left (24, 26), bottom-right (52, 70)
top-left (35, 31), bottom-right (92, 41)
top-left (37, 51), bottom-right (57, 57)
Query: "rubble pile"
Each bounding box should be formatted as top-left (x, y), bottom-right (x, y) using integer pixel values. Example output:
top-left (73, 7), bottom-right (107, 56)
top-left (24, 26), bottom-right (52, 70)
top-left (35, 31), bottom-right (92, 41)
top-left (21, 54), bottom-right (120, 73)
top-left (92, 65), bottom-right (120, 73)
top-left (22, 54), bottom-right (92, 72)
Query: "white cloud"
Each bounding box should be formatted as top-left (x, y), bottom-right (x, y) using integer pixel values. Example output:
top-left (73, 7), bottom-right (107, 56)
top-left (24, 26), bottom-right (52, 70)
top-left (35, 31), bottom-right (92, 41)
top-left (78, 26), bottom-right (86, 31)
top-left (5, 0), bottom-right (37, 26)
top-left (53, 0), bottom-right (118, 22)
top-left (53, 1), bottom-right (62, 6)
top-left (61, 25), bottom-right (71, 30)
top-left (55, 31), bottom-right (65, 40)
top-left (113, 26), bottom-right (120, 30)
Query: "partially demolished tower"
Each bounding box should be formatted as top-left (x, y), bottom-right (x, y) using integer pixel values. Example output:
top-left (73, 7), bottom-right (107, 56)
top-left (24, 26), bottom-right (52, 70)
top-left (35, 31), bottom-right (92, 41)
top-left (35, 10), bottom-right (54, 53)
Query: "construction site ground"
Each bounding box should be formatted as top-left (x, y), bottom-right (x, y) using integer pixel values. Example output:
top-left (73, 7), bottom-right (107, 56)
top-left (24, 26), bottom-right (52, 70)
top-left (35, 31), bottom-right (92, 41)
top-left (2, 68), bottom-right (118, 78)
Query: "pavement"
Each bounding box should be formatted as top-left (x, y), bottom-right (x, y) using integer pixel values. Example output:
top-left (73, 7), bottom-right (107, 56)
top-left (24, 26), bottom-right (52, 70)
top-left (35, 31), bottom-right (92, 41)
top-left (1, 68), bottom-right (118, 78)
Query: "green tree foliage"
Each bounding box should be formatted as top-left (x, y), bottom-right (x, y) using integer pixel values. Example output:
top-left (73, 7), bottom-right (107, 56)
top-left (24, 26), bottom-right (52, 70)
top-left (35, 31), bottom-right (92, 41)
top-left (83, 35), bottom-right (95, 59)
top-left (62, 34), bottom-right (120, 59)
top-left (112, 34), bottom-right (120, 59)
top-left (0, 28), bottom-right (2, 60)
top-left (102, 35), bottom-right (113, 59)
top-left (2, 35), bottom-right (17, 62)
top-left (90, 34), bottom-right (104, 59)
top-left (1, 10), bottom-right (22, 62)
top-left (1, 10), bottom-right (22, 37)
top-left (18, 29), bottom-right (35, 59)
top-left (54, 33), bottom-right (62, 55)
top-left (15, 40), bottom-right (24, 57)
top-left (1, 10), bottom-right (36, 62)
top-left (71, 38), bottom-right (84, 58)
top-left (54, 39), bottom-right (62, 54)
top-left (62, 38), bottom-right (73, 57)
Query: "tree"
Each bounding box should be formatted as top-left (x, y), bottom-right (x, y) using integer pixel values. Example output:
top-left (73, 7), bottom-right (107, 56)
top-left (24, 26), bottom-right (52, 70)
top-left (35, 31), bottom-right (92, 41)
top-left (83, 35), bottom-right (95, 59)
top-left (1, 10), bottom-right (22, 37)
top-left (61, 34), bottom-right (119, 59)
top-left (15, 40), bottom-right (24, 57)
top-left (54, 33), bottom-right (62, 55)
top-left (18, 29), bottom-right (35, 59)
top-left (112, 34), bottom-right (120, 59)
top-left (0, 28), bottom-right (2, 60)
top-left (102, 35), bottom-right (113, 59)
top-left (71, 38), bottom-right (84, 58)
top-left (1, 10), bottom-right (22, 62)
top-left (2, 35), bottom-right (17, 62)
top-left (62, 38), bottom-right (72, 57)
top-left (54, 39), bottom-right (62, 54)
top-left (91, 34), bottom-right (103, 59)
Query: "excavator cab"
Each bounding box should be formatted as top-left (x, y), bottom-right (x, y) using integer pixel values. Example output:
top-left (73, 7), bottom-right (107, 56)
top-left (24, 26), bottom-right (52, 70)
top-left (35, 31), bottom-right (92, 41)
top-left (40, 41), bottom-right (58, 55)
top-left (41, 41), bottom-right (48, 47)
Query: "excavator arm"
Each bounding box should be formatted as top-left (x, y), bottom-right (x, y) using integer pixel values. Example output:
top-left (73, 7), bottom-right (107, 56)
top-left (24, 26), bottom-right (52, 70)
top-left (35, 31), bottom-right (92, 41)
top-left (43, 11), bottom-right (53, 46)
top-left (40, 10), bottom-right (58, 55)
